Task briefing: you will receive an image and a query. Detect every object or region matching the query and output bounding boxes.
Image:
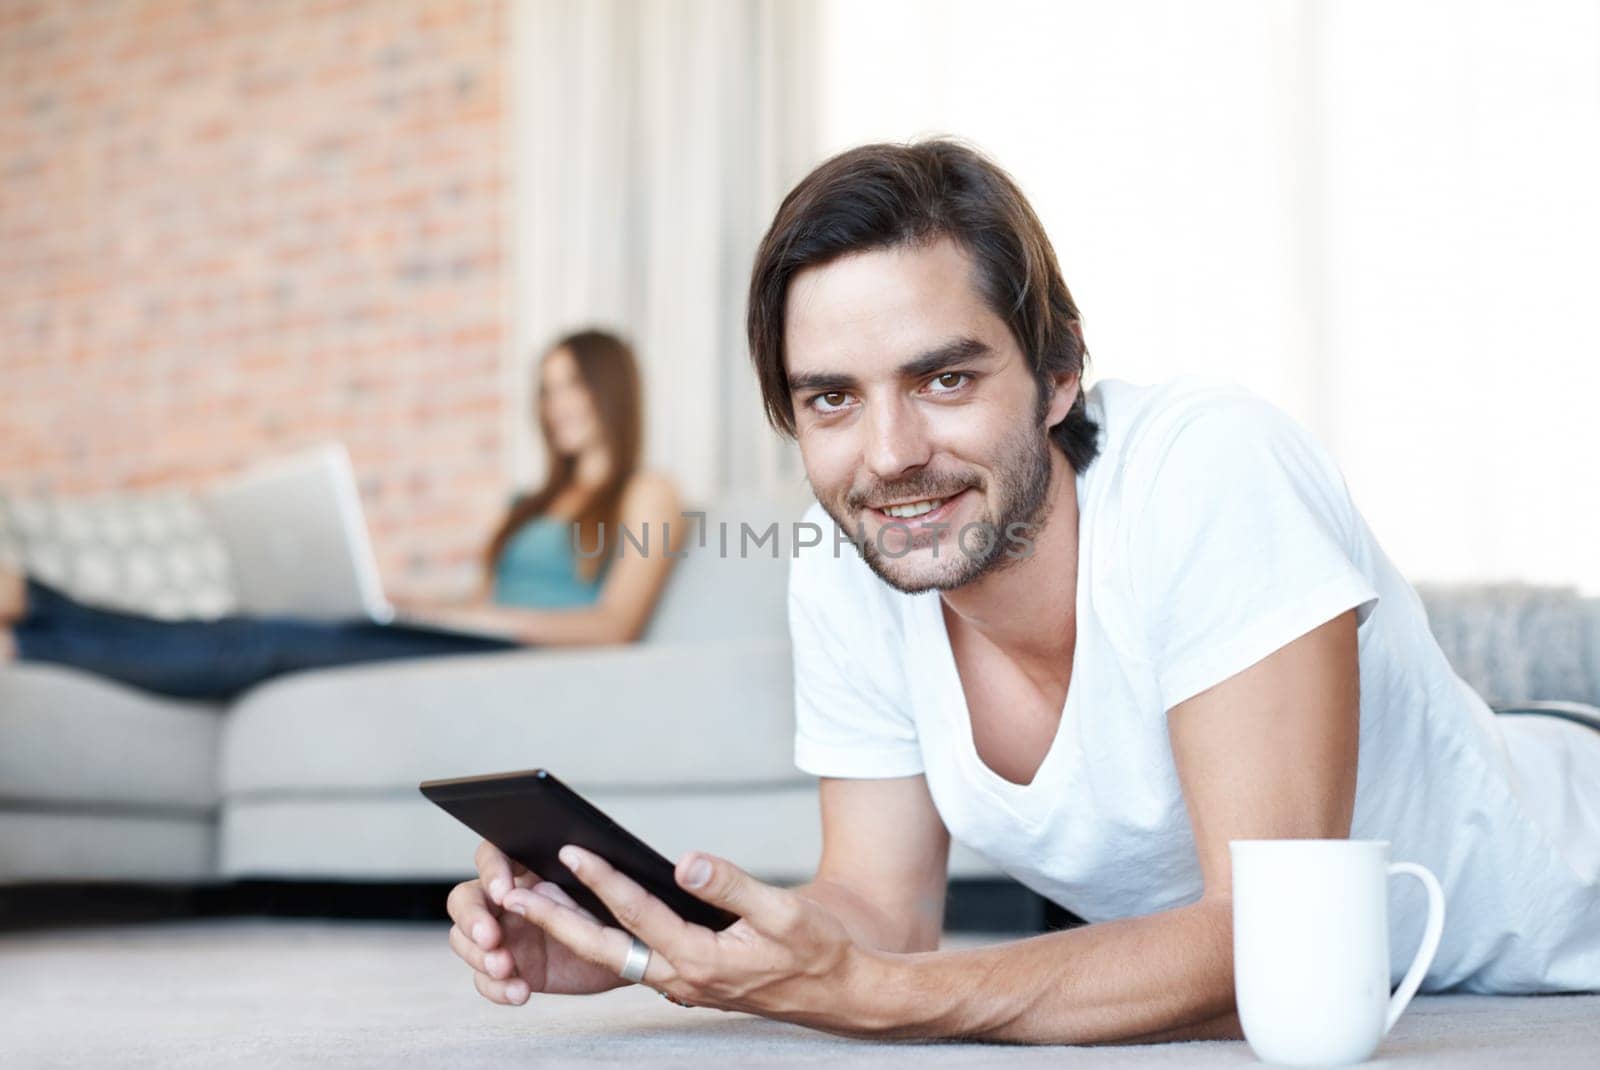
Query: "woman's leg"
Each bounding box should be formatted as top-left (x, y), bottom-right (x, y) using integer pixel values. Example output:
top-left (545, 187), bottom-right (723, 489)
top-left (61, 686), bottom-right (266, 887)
top-left (0, 566), bottom-right (25, 624)
top-left (3, 568), bottom-right (33, 662)
top-left (11, 576), bottom-right (519, 701)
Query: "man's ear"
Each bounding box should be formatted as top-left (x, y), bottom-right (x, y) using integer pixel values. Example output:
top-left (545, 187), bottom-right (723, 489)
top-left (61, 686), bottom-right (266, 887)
top-left (1043, 369), bottom-right (1081, 430)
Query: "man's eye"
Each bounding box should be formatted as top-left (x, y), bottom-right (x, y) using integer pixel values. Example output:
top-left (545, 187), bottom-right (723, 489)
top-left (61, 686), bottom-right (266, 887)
top-left (812, 391), bottom-right (851, 413)
top-left (929, 372), bottom-right (970, 393)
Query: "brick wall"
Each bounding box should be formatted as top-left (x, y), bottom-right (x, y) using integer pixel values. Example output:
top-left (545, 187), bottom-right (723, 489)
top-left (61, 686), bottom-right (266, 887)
top-left (0, 0), bottom-right (509, 597)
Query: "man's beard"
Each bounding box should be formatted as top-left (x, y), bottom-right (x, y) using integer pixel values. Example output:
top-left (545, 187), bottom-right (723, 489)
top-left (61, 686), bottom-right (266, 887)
top-left (820, 420), bottom-right (1057, 595)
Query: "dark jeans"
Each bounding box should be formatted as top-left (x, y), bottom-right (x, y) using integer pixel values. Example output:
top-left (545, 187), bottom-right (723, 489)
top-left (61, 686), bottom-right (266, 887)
top-left (11, 579), bottom-right (519, 702)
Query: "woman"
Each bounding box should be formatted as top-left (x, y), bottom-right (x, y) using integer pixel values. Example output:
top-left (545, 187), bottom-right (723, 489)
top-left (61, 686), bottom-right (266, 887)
top-left (0, 329), bottom-right (684, 700)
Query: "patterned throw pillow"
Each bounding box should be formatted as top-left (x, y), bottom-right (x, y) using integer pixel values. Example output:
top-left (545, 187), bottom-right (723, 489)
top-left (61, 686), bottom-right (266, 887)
top-left (0, 490), bottom-right (238, 620)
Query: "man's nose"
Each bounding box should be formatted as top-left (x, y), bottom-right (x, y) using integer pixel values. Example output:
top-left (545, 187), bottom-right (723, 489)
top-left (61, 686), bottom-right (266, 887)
top-left (862, 396), bottom-right (931, 481)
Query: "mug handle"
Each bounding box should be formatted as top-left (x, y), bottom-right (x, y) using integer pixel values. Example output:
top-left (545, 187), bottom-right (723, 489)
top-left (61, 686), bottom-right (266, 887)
top-left (1383, 861), bottom-right (1446, 1036)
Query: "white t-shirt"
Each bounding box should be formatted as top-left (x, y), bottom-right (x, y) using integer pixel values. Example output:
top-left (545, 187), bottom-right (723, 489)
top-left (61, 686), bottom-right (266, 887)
top-left (788, 375), bottom-right (1600, 994)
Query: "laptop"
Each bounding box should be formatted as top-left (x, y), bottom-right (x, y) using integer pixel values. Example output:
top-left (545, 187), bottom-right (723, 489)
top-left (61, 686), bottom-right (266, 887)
top-left (201, 444), bottom-right (516, 639)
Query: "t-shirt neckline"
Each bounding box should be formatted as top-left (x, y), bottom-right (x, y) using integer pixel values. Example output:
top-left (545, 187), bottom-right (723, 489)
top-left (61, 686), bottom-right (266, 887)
top-left (918, 464), bottom-right (1089, 813)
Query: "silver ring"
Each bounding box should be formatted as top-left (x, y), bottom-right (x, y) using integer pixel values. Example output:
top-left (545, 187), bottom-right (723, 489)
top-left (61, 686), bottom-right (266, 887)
top-left (619, 936), bottom-right (651, 983)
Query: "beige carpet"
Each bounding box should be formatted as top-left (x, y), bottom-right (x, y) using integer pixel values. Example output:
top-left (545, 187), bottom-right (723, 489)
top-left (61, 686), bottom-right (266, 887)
top-left (1, 919), bottom-right (1597, 1068)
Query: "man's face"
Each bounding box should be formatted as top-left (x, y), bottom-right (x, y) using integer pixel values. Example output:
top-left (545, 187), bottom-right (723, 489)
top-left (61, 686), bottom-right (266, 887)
top-left (784, 238), bottom-right (1077, 594)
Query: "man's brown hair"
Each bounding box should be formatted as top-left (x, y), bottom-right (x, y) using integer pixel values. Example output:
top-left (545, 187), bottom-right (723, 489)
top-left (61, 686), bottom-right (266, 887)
top-left (746, 138), bottom-right (1100, 472)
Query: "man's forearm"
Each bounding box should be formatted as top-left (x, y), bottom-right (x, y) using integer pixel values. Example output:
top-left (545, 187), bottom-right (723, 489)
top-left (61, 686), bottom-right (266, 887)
top-left (844, 898), bottom-right (1239, 1044)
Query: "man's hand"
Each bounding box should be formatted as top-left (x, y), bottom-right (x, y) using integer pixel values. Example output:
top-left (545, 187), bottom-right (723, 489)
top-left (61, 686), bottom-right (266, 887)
top-left (445, 839), bottom-right (628, 1004)
top-left (503, 844), bottom-right (873, 1033)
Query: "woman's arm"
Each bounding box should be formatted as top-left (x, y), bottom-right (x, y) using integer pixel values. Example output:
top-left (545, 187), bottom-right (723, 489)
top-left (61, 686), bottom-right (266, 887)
top-left (413, 472), bottom-right (685, 646)
top-left (395, 573), bottom-right (494, 611)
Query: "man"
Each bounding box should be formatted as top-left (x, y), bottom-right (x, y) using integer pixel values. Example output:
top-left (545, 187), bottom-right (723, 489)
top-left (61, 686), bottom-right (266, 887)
top-left (446, 140), bottom-right (1600, 1043)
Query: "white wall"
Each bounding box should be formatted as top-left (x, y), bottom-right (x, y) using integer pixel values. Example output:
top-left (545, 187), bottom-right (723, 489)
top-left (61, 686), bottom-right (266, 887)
top-left (818, 0), bottom-right (1600, 592)
top-left (1316, 0), bottom-right (1600, 592)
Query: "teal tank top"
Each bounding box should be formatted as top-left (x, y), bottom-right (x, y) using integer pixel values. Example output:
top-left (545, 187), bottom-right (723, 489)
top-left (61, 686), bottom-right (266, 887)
top-left (492, 518), bottom-right (606, 609)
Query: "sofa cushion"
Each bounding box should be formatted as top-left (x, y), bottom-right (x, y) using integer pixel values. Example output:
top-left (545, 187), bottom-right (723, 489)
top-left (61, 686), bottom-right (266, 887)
top-left (642, 484), bottom-right (817, 644)
top-left (0, 812), bottom-right (215, 882)
top-left (220, 638), bottom-right (799, 796)
top-left (220, 787), bottom-right (822, 882)
top-left (0, 664), bottom-right (222, 812)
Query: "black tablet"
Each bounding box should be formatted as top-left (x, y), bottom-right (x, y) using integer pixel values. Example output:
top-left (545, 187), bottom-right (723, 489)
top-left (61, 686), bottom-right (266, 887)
top-left (419, 768), bottom-right (739, 932)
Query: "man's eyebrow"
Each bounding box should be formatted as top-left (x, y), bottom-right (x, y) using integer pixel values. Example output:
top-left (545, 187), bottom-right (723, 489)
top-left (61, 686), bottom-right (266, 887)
top-left (896, 337), bottom-right (994, 380)
top-left (786, 337), bottom-right (995, 396)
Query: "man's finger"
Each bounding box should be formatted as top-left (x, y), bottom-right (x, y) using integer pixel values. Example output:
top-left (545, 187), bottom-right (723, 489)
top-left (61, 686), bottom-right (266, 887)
top-left (502, 881), bottom-right (601, 929)
top-left (529, 879), bottom-right (600, 922)
top-left (446, 879), bottom-right (503, 950)
top-left (475, 839), bottom-right (533, 906)
top-left (473, 966), bottom-right (530, 1006)
top-left (550, 845), bottom-right (695, 954)
top-left (448, 924), bottom-right (517, 980)
top-left (509, 886), bottom-right (675, 988)
top-left (674, 852), bottom-right (793, 934)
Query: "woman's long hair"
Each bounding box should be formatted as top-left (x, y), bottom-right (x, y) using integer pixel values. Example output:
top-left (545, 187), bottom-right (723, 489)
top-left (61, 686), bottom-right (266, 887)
top-left (483, 329), bottom-right (643, 584)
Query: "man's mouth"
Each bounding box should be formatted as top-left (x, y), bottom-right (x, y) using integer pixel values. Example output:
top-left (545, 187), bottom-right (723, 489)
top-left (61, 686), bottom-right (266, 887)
top-left (864, 489), bottom-right (968, 526)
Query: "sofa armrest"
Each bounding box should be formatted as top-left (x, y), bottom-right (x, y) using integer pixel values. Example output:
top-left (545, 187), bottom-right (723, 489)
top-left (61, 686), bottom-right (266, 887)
top-left (1414, 582), bottom-right (1598, 706)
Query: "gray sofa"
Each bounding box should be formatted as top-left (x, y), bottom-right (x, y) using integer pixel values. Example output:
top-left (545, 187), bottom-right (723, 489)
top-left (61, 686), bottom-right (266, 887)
top-left (4, 488), bottom-right (1599, 892)
top-left (1, 488), bottom-right (1011, 889)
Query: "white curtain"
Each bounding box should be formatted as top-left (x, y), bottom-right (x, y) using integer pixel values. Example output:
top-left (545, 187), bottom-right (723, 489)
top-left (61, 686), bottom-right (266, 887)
top-left (507, 0), bottom-right (816, 505)
top-left (816, 0), bottom-right (1600, 594)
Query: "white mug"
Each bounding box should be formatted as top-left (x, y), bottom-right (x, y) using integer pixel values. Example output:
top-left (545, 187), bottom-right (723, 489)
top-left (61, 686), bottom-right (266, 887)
top-left (1230, 839), bottom-right (1446, 1067)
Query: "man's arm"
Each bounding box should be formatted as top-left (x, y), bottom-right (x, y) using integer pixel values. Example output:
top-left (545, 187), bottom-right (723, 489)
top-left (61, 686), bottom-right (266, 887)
top-left (523, 610), bottom-right (1360, 1044)
top-left (792, 775), bottom-right (951, 954)
top-left (842, 609), bottom-right (1362, 1043)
